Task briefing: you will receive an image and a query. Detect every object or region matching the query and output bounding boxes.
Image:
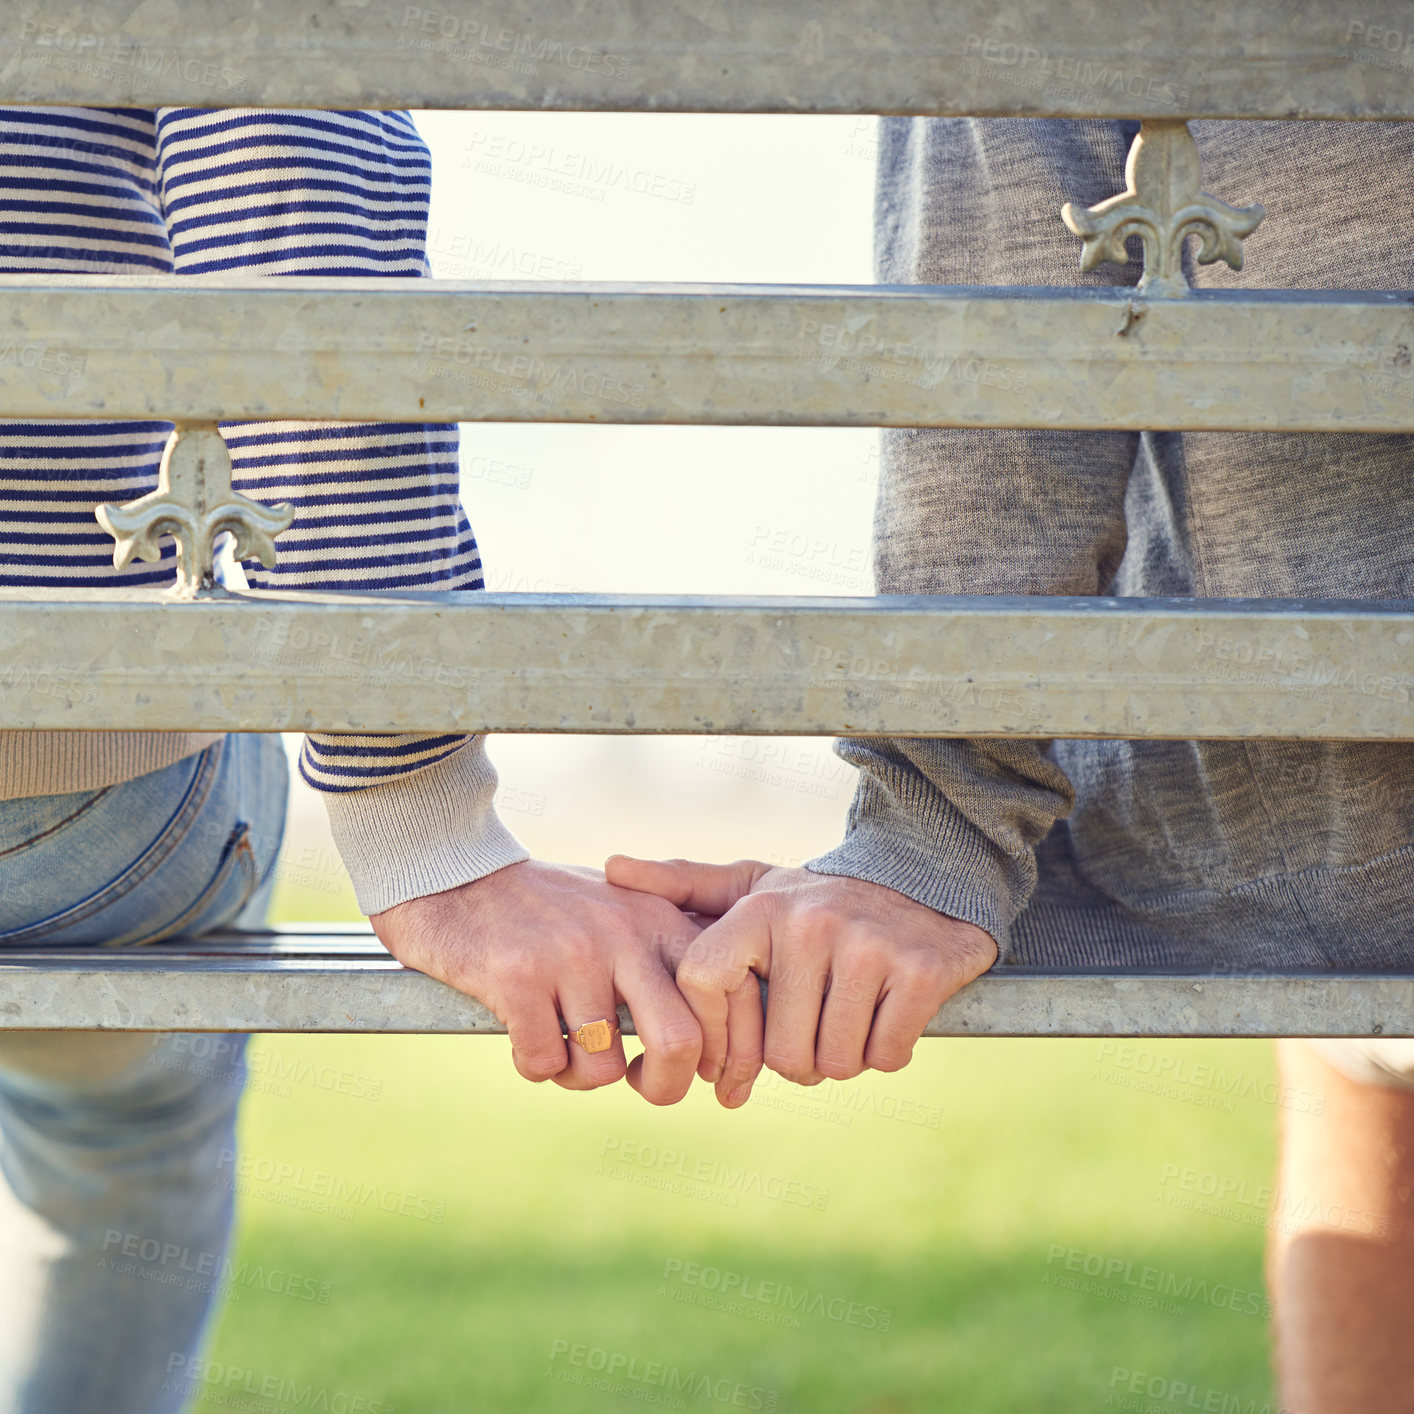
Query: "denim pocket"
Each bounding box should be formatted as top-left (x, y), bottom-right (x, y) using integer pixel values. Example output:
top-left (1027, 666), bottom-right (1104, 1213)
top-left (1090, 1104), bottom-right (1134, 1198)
top-left (0, 746), bottom-right (223, 946)
top-left (104, 822), bottom-right (259, 947)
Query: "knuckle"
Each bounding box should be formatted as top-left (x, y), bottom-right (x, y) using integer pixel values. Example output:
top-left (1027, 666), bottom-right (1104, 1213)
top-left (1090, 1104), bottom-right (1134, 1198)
top-left (487, 950), bottom-right (539, 991)
top-left (763, 1047), bottom-right (820, 1087)
top-left (560, 927), bottom-right (605, 969)
top-left (675, 959), bottom-right (720, 994)
top-left (721, 1054), bottom-right (763, 1088)
top-left (816, 1054), bottom-right (858, 1082)
top-left (732, 891), bottom-right (776, 932)
top-left (788, 1070), bottom-right (825, 1088)
top-left (637, 1080), bottom-right (687, 1108)
top-left (678, 950), bottom-right (735, 995)
top-left (653, 1029), bottom-right (702, 1066)
top-left (866, 1043), bottom-right (912, 1074)
top-left (582, 1054), bottom-right (629, 1087)
top-left (825, 944), bottom-right (871, 989)
top-left (515, 1049), bottom-right (565, 1082)
top-left (792, 902), bottom-right (843, 941)
top-left (764, 957), bottom-right (809, 995)
top-left (895, 949), bottom-right (949, 993)
top-left (825, 971), bottom-right (873, 1006)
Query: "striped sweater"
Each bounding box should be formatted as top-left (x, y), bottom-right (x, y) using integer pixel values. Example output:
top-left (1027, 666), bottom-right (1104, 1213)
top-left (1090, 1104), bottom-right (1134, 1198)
top-left (0, 106), bottom-right (527, 914)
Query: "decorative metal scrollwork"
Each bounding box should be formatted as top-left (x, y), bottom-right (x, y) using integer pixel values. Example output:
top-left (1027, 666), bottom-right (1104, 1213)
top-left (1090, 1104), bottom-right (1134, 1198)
top-left (96, 423), bottom-right (294, 597)
top-left (1061, 120), bottom-right (1264, 298)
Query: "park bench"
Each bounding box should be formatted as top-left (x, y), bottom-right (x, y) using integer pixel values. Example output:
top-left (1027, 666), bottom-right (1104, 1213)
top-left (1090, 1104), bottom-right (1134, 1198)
top-left (2, 0), bottom-right (1412, 1038)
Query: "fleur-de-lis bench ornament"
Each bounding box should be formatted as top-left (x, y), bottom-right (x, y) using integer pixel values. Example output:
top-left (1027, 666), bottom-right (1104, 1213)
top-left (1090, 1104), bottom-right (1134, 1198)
top-left (1061, 120), bottom-right (1264, 298)
top-left (96, 423), bottom-right (293, 597)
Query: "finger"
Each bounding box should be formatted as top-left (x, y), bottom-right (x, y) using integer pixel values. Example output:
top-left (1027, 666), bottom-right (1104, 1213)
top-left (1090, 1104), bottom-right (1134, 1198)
top-left (605, 856), bottom-right (770, 915)
top-left (554, 989), bottom-right (629, 1091)
top-left (654, 915), bottom-right (707, 976)
top-left (504, 994), bottom-right (570, 1084)
top-left (762, 942), bottom-right (831, 1087)
top-left (675, 901), bottom-right (772, 1084)
top-left (715, 975), bottom-right (765, 1108)
top-left (865, 966), bottom-right (949, 1074)
top-left (618, 955), bottom-right (703, 1106)
top-left (815, 948), bottom-right (888, 1082)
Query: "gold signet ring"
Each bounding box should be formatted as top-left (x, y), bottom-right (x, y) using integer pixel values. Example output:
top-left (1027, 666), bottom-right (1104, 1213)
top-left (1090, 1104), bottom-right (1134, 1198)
top-left (571, 1018), bottom-right (619, 1054)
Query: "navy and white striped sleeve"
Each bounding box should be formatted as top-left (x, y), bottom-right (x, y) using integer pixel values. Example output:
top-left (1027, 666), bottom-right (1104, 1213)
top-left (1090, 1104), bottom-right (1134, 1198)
top-left (154, 108), bottom-right (527, 914)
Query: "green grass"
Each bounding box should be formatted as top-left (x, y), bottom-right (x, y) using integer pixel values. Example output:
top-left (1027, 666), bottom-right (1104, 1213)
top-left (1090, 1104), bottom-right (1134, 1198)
top-left (192, 882), bottom-right (1284, 1414)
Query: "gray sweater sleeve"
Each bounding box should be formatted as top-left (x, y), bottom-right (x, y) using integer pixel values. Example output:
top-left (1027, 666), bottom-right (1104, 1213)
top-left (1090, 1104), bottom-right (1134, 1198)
top-left (806, 118), bottom-right (1144, 953)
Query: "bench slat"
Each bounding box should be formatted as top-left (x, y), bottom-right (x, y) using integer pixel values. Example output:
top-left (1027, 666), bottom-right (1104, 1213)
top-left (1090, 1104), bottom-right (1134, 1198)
top-left (1, 281), bottom-right (1412, 431)
top-left (4, 1), bottom-right (1410, 120)
top-left (4, 591), bottom-right (1411, 739)
top-left (2, 934), bottom-right (1411, 1036)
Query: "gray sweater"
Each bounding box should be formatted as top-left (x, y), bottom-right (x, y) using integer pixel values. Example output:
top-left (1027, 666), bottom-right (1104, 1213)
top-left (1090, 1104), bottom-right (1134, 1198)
top-left (808, 118), bottom-right (1414, 970)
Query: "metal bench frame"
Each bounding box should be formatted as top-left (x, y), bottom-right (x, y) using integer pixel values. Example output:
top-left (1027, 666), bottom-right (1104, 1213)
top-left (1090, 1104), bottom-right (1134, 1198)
top-left (3, 0), bottom-right (1412, 1035)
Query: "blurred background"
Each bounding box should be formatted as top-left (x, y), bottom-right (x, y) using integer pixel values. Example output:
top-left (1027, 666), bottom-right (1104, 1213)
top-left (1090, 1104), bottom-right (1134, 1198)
top-left (196, 111), bottom-right (1282, 1413)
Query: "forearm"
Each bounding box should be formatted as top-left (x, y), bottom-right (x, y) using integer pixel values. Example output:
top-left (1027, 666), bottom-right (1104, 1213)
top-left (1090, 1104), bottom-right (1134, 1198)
top-left (154, 107), bottom-right (525, 908)
top-left (812, 118), bottom-right (1147, 948)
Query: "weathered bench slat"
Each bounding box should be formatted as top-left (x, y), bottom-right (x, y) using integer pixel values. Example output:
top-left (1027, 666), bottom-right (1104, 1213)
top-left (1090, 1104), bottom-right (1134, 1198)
top-left (2, 933), bottom-right (1410, 1037)
top-left (1, 281), bottom-right (1412, 432)
top-left (4, 591), bottom-right (1411, 739)
top-left (3, 1), bottom-right (1408, 120)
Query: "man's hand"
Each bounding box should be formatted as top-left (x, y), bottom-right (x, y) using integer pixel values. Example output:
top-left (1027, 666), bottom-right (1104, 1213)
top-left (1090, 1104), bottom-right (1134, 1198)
top-left (604, 857), bottom-right (997, 1108)
top-left (371, 860), bottom-right (704, 1105)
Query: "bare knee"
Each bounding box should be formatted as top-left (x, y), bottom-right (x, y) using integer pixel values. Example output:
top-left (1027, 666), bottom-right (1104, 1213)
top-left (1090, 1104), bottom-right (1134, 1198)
top-left (1271, 1039), bottom-right (1414, 1414)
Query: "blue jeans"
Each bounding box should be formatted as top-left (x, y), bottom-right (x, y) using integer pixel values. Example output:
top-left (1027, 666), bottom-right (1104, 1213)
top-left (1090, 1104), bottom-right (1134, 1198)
top-left (0, 736), bottom-right (287, 1414)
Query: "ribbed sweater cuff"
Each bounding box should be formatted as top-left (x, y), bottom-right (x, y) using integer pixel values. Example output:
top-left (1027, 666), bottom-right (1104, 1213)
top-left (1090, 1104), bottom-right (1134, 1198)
top-left (805, 788), bottom-right (1018, 958)
top-left (320, 737), bottom-right (529, 916)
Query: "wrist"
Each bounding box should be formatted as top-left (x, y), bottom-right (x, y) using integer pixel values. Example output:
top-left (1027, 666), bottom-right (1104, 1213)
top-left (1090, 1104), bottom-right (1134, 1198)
top-left (320, 738), bottom-right (529, 915)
